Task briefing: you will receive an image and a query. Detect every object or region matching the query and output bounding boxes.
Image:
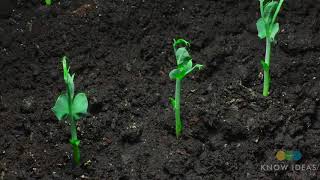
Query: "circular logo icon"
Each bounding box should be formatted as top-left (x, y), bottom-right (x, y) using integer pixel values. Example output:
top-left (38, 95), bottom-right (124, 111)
top-left (276, 150), bottom-right (286, 161)
top-left (293, 150), bottom-right (302, 161)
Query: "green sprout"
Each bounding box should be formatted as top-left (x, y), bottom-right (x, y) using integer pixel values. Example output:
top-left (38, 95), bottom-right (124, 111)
top-left (169, 39), bottom-right (203, 137)
top-left (44, 0), bottom-right (52, 6)
top-left (52, 56), bottom-right (88, 165)
top-left (256, 0), bottom-right (284, 96)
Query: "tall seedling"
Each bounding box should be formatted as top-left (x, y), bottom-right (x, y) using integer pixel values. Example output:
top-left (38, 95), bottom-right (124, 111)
top-left (256, 0), bottom-right (284, 96)
top-left (169, 39), bottom-right (203, 137)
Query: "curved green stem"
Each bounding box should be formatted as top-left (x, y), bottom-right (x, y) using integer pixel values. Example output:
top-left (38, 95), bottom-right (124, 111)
top-left (263, 39), bottom-right (271, 96)
top-left (271, 0), bottom-right (285, 25)
top-left (175, 79), bottom-right (182, 137)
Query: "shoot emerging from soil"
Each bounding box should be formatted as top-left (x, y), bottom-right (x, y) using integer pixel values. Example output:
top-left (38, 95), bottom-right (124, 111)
top-left (169, 39), bottom-right (203, 137)
top-left (52, 56), bottom-right (88, 165)
top-left (256, 0), bottom-right (284, 96)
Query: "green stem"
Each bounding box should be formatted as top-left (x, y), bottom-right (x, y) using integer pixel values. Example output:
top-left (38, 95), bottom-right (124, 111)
top-left (271, 0), bottom-right (285, 25)
top-left (263, 39), bottom-right (271, 96)
top-left (70, 116), bottom-right (80, 165)
top-left (67, 86), bottom-right (80, 165)
top-left (175, 79), bottom-right (182, 137)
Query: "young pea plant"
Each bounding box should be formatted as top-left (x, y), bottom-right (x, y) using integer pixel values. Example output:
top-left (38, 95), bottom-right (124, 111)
top-left (169, 39), bottom-right (203, 137)
top-left (52, 56), bottom-right (88, 165)
top-left (256, 0), bottom-right (284, 96)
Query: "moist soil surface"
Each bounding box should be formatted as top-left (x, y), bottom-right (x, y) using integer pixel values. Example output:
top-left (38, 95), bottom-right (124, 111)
top-left (1, 0), bottom-right (320, 179)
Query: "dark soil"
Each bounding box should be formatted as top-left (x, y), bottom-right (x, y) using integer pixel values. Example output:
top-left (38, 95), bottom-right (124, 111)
top-left (1, 0), bottom-right (320, 179)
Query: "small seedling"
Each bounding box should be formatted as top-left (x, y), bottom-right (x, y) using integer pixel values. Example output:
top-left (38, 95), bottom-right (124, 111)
top-left (52, 56), bottom-right (88, 165)
top-left (256, 0), bottom-right (284, 96)
top-left (44, 0), bottom-right (52, 6)
top-left (169, 39), bottom-right (203, 137)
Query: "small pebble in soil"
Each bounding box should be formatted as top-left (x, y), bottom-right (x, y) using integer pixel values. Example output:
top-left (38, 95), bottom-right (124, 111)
top-left (84, 160), bottom-right (92, 167)
top-left (121, 122), bottom-right (142, 143)
top-left (21, 96), bottom-right (36, 113)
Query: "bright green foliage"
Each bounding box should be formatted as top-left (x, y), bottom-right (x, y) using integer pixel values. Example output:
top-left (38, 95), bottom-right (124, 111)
top-left (52, 56), bottom-right (88, 165)
top-left (169, 39), bottom-right (203, 137)
top-left (256, 0), bottom-right (284, 96)
top-left (44, 0), bottom-right (52, 6)
top-left (169, 39), bottom-right (203, 81)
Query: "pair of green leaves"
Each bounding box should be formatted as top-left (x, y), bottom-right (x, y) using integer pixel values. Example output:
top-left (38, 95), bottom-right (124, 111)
top-left (169, 39), bottom-right (203, 80)
top-left (256, 0), bottom-right (284, 41)
top-left (52, 56), bottom-right (88, 121)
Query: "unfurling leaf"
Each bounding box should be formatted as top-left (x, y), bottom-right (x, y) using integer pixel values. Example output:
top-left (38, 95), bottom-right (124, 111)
top-left (176, 47), bottom-right (191, 66)
top-left (72, 93), bottom-right (88, 120)
top-left (62, 56), bottom-right (69, 83)
top-left (263, 1), bottom-right (278, 24)
top-left (256, 18), bottom-right (266, 39)
top-left (270, 23), bottom-right (279, 40)
top-left (52, 94), bottom-right (69, 120)
top-left (173, 39), bottom-right (190, 50)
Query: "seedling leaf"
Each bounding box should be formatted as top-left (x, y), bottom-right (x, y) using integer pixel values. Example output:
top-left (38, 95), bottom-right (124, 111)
top-left (270, 23), bottom-right (279, 40)
top-left (263, 1), bottom-right (278, 24)
top-left (176, 47), bottom-right (191, 66)
top-left (169, 69), bottom-right (182, 80)
top-left (72, 93), bottom-right (88, 120)
top-left (52, 94), bottom-right (69, 121)
top-left (173, 39), bottom-right (190, 50)
top-left (63, 56), bottom-right (69, 82)
top-left (256, 18), bottom-right (266, 39)
top-left (185, 60), bottom-right (193, 71)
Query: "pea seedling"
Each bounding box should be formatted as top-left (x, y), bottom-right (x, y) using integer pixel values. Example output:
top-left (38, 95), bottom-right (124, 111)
top-left (52, 56), bottom-right (88, 165)
top-left (256, 0), bottom-right (284, 96)
top-left (169, 39), bottom-right (203, 137)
